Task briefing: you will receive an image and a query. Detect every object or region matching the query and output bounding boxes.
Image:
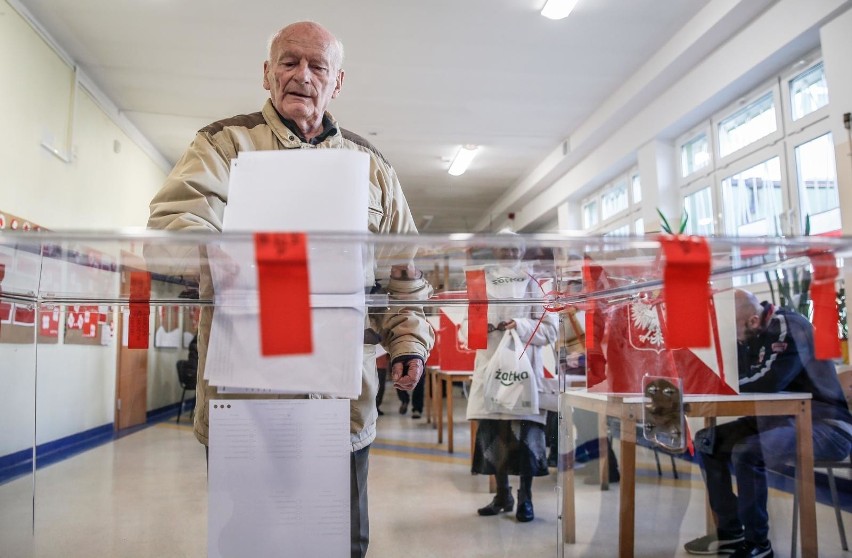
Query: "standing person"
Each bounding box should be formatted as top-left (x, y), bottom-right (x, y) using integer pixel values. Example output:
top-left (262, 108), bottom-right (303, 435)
top-left (396, 370), bottom-right (426, 418)
top-left (684, 289), bottom-right (852, 558)
top-left (465, 242), bottom-right (558, 522)
top-left (147, 21), bottom-right (434, 558)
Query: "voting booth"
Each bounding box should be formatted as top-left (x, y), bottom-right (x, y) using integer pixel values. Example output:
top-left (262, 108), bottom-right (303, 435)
top-left (0, 224), bottom-right (848, 558)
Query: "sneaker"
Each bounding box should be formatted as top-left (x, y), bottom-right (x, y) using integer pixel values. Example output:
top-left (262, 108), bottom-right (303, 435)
top-left (730, 541), bottom-right (773, 558)
top-left (411, 410), bottom-right (422, 419)
top-left (684, 533), bottom-right (745, 555)
top-left (399, 401), bottom-right (408, 415)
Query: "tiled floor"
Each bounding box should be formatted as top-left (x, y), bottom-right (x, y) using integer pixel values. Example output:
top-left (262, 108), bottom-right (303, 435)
top-left (1, 388), bottom-right (849, 557)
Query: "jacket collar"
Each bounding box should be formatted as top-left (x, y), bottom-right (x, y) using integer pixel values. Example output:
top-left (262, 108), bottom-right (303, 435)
top-left (261, 99), bottom-right (340, 147)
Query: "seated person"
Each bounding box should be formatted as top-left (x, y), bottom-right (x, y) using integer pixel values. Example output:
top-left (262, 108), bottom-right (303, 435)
top-left (685, 289), bottom-right (852, 558)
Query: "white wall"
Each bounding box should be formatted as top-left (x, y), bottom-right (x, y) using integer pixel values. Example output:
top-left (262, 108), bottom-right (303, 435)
top-left (0, 1), bottom-right (181, 456)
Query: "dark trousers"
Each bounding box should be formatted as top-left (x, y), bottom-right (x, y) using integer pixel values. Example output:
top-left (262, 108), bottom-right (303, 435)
top-left (396, 371), bottom-right (425, 412)
top-left (697, 416), bottom-right (851, 544)
top-left (351, 445), bottom-right (371, 558)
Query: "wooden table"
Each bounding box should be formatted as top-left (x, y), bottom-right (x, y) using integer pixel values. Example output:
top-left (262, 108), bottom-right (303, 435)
top-left (561, 390), bottom-right (817, 558)
top-left (431, 370), bottom-right (474, 453)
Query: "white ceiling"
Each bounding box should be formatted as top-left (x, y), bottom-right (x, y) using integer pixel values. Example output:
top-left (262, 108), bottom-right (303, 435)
top-left (16, 0), bottom-right (712, 232)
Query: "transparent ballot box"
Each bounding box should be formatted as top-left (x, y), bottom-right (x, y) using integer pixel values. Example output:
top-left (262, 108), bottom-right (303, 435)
top-left (1, 230), bottom-right (851, 558)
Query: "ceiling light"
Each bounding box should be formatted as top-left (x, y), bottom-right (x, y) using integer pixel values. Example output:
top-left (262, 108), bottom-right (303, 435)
top-left (448, 145), bottom-right (479, 176)
top-left (540, 0), bottom-right (580, 20)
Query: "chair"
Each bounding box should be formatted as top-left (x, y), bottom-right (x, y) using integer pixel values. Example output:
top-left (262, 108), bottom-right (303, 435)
top-left (790, 453), bottom-right (852, 557)
top-left (175, 360), bottom-right (197, 423)
top-left (790, 367), bottom-right (852, 557)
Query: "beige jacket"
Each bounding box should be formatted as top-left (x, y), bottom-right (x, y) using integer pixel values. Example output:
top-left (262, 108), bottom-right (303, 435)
top-left (148, 99), bottom-right (434, 451)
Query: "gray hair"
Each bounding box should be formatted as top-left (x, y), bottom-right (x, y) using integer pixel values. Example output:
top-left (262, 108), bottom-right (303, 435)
top-left (266, 22), bottom-right (345, 72)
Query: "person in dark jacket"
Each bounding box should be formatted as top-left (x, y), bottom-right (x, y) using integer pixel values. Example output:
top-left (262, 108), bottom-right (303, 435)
top-left (685, 289), bottom-right (852, 558)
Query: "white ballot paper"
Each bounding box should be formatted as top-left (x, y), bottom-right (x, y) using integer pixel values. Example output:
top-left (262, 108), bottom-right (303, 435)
top-left (208, 399), bottom-right (350, 558)
top-left (204, 149), bottom-right (369, 396)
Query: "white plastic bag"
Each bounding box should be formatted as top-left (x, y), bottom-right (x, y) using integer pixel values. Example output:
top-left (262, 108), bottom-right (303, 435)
top-left (483, 330), bottom-right (539, 415)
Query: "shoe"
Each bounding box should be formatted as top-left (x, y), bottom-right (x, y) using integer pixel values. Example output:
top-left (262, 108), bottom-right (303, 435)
top-left (516, 488), bottom-right (534, 522)
top-left (730, 541), bottom-right (773, 558)
top-left (377, 408), bottom-right (384, 416)
top-left (477, 490), bottom-right (514, 516)
top-left (684, 532), bottom-right (745, 555)
top-left (399, 402), bottom-right (408, 415)
top-left (411, 410), bottom-right (422, 419)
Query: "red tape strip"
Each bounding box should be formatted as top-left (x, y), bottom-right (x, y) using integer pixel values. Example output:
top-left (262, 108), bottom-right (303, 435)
top-left (128, 271), bottom-right (150, 349)
top-left (465, 269), bottom-right (488, 350)
top-left (660, 235), bottom-right (711, 348)
top-left (254, 232), bottom-right (313, 356)
top-left (809, 251), bottom-right (840, 360)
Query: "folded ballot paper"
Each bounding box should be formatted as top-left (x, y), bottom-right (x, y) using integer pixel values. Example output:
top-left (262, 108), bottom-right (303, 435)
top-left (203, 149), bottom-right (369, 397)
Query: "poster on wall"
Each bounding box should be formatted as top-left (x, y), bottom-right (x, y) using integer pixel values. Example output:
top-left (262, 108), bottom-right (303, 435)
top-left (155, 305), bottom-right (182, 348)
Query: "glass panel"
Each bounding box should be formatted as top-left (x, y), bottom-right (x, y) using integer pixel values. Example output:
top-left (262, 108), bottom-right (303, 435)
top-left (632, 174), bottom-right (642, 203)
top-left (721, 156), bottom-right (783, 237)
top-left (601, 180), bottom-right (629, 221)
top-left (790, 62), bottom-right (829, 121)
top-left (684, 186), bottom-right (715, 236)
top-left (718, 93), bottom-right (777, 158)
top-left (582, 200), bottom-right (598, 229)
top-left (681, 133), bottom-right (711, 177)
top-left (796, 133), bottom-right (839, 235)
top-left (2, 231), bottom-right (852, 557)
top-left (634, 218), bottom-right (644, 235)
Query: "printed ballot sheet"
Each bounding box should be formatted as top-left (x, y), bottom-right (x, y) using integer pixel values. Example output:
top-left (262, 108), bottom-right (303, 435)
top-left (204, 149), bottom-right (369, 395)
top-left (208, 399), bottom-right (350, 558)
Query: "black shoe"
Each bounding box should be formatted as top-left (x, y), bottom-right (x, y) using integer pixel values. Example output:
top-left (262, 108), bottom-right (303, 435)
top-left (730, 541), bottom-right (773, 558)
top-left (684, 532), bottom-right (745, 555)
top-left (411, 410), bottom-right (422, 419)
top-left (477, 491), bottom-right (514, 516)
top-left (377, 408), bottom-right (384, 416)
top-left (516, 489), bottom-right (534, 522)
top-left (399, 402), bottom-right (408, 415)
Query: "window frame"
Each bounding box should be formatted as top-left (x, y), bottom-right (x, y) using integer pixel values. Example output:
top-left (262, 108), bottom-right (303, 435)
top-left (780, 53), bottom-right (830, 134)
top-left (713, 80), bottom-right (783, 168)
top-left (677, 122), bottom-right (714, 185)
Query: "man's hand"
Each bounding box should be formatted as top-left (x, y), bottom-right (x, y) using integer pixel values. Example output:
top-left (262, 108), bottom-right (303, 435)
top-left (391, 355), bottom-right (424, 391)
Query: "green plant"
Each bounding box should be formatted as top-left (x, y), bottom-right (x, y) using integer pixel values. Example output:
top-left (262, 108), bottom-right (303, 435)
top-left (657, 208), bottom-right (688, 234)
top-left (764, 215), bottom-right (811, 318)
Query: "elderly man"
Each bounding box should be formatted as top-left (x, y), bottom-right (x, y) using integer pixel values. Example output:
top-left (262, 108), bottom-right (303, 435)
top-left (685, 289), bottom-right (852, 558)
top-left (148, 21), bottom-right (434, 558)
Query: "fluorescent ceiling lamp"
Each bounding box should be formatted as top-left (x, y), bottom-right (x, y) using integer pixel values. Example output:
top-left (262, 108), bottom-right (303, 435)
top-left (540, 0), bottom-right (580, 20)
top-left (448, 145), bottom-right (479, 176)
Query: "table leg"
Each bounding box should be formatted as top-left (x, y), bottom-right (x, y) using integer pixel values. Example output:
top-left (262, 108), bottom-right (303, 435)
top-left (562, 404), bottom-right (577, 544)
top-left (796, 400), bottom-right (817, 558)
top-left (426, 369), bottom-right (433, 425)
top-left (447, 378), bottom-right (455, 453)
top-left (618, 411), bottom-right (637, 558)
top-left (436, 376), bottom-right (444, 444)
top-left (598, 413), bottom-right (609, 491)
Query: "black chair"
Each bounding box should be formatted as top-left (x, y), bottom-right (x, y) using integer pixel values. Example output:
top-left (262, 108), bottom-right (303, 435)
top-left (175, 360), bottom-right (197, 423)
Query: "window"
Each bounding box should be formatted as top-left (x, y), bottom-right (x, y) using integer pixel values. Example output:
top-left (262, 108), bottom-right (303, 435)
top-left (600, 180), bottom-right (628, 221)
top-left (582, 200), bottom-right (598, 229)
top-left (683, 187), bottom-right (714, 236)
top-left (681, 133), bottom-right (711, 177)
top-left (721, 157), bottom-right (783, 237)
top-left (631, 173), bottom-right (642, 204)
top-left (634, 218), bottom-right (644, 235)
top-left (603, 224), bottom-right (630, 237)
top-left (795, 132), bottom-right (839, 235)
top-left (790, 62), bottom-right (829, 121)
top-left (718, 93), bottom-right (776, 158)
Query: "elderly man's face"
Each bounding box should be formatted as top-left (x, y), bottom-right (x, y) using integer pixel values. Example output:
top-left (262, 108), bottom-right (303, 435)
top-left (263, 24), bottom-right (343, 127)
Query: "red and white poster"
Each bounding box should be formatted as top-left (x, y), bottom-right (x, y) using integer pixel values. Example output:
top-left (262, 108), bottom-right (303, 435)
top-left (39, 306), bottom-right (60, 337)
